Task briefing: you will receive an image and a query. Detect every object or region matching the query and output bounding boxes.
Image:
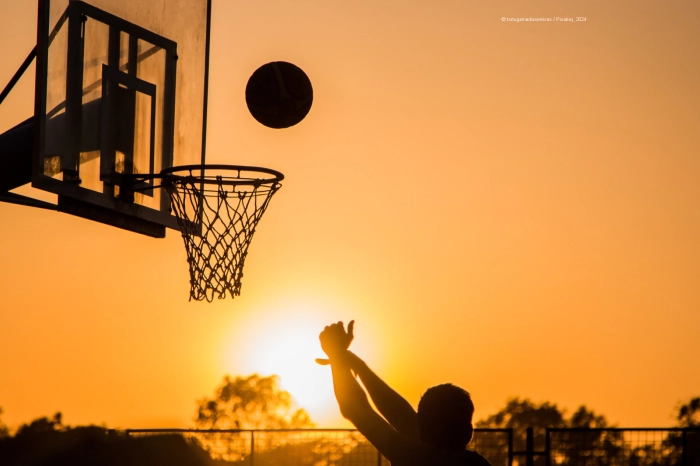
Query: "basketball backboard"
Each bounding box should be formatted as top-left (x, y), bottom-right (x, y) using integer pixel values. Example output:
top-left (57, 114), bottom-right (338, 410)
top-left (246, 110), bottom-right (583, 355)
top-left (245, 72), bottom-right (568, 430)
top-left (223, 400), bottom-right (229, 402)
top-left (32, 0), bottom-right (211, 237)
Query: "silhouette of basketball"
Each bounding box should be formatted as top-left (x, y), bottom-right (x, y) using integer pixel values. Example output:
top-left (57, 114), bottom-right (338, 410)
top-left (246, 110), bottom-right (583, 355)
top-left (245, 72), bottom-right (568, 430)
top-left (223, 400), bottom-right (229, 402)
top-left (245, 61), bottom-right (313, 129)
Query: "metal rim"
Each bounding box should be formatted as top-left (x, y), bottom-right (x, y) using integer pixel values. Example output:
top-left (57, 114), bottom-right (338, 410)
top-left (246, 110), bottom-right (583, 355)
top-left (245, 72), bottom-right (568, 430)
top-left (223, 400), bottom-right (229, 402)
top-left (162, 164), bottom-right (284, 186)
top-left (123, 164), bottom-right (284, 187)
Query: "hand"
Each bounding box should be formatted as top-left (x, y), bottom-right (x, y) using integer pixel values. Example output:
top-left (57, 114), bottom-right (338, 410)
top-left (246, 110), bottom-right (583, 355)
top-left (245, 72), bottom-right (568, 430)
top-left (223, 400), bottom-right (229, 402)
top-left (316, 320), bottom-right (354, 365)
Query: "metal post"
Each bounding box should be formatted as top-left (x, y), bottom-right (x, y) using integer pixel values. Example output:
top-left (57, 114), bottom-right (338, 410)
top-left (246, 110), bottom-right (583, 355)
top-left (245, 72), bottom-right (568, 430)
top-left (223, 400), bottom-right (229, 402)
top-left (526, 427), bottom-right (534, 466)
top-left (682, 429), bottom-right (686, 466)
top-left (64, 3), bottom-right (85, 177)
top-left (508, 428), bottom-right (514, 466)
top-left (250, 431), bottom-right (255, 466)
top-left (0, 47), bottom-right (36, 107)
top-left (545, 429), bottom-right (550, 466)
top-left (377, 448), bottom-right (383, 466)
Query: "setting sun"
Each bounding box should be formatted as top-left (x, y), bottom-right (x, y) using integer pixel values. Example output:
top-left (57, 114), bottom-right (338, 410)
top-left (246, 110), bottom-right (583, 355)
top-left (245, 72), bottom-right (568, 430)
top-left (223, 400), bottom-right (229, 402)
top-left (251, 322), bottom-right (334, 416)
top-left (220, 303), bottom-right (363, 427)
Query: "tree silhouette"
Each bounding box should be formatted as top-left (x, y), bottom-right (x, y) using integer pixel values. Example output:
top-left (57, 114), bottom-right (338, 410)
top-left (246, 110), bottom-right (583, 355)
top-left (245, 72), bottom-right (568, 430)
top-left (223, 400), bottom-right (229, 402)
top-left (569, 406), bottom-right (609, 428)
top-left (0, 413), bottom-right (212, 466)
top-left (476, 398), bottom-right (613, 466)
top-left (195, 374), bottom-right (313, 430)
top-left (194, 374), bottom-right (315, 462)
top-left (675, 397), bottom-right (700, 428)
top-left (0, 407), bottom-right (9, 439)
top-left (14, 412), bottom-right (63, 437)
top-left (476, 398), bottom-right (569, 450)
top-left (656, 396), bottom-right (700, 466)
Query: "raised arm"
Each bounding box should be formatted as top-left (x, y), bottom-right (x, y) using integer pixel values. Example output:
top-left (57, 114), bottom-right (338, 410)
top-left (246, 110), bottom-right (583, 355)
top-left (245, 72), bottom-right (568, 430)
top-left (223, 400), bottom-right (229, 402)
top-left (316, 322), bottom-right (419, 438)
top-left (344, 351), bottom-right (419, 438)
top-left (318, 322), bottom-right (395, 451)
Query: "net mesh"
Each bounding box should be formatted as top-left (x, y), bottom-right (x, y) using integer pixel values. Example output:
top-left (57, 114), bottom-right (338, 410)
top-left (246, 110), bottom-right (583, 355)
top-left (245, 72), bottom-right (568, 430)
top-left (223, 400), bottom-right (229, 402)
top-left (163, 167), bottom-right (282, 302)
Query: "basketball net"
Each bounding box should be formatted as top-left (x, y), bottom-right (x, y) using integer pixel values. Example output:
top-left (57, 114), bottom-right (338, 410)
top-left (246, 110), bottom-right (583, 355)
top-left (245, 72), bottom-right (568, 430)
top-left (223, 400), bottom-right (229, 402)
top-left (163, 167), bottom-right (282, 302)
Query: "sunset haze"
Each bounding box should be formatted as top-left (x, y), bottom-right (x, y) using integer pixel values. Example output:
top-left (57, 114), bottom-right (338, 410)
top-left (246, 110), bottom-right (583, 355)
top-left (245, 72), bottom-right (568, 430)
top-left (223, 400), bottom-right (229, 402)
top-left (0, 0), bottom-right (698, 432)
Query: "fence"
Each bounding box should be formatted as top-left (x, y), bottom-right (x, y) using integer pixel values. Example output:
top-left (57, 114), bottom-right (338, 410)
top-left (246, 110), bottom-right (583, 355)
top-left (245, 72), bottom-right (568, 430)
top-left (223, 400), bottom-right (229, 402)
top-left (125, 428), bottom-right (512, 466)
top-left (125, 428), bottom-right (700, 466)
top-left (546, 428), bottom-right (700, 466)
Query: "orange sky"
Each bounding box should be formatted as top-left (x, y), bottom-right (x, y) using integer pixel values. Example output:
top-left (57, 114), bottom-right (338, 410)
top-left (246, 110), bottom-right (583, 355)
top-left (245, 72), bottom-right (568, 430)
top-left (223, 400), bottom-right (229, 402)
top-left (1, 0), bottom-right (699, 431)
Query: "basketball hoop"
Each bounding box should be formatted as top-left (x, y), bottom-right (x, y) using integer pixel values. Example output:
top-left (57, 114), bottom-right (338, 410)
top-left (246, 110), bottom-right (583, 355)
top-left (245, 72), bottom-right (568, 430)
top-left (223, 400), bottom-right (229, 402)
top-left (131, 165), bottom-right (283, 302)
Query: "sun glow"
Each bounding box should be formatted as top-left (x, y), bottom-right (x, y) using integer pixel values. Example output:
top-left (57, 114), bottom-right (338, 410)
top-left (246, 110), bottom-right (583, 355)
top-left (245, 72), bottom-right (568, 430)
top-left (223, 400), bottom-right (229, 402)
top-left (221, 303), bottom-right (354, 427)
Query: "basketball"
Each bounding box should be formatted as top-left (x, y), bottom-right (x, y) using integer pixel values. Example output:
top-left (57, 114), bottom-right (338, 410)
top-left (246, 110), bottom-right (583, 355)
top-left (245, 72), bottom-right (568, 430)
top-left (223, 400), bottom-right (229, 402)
top-left (245, 61), bottom-right (313, 129)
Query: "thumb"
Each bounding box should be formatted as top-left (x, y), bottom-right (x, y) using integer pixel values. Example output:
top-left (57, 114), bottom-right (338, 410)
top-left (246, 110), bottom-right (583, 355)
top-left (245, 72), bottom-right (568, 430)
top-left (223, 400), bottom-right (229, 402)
top-left (315, 358), bottom-right (331, 365)
top-left (348, 320), bottom-right (355, 340)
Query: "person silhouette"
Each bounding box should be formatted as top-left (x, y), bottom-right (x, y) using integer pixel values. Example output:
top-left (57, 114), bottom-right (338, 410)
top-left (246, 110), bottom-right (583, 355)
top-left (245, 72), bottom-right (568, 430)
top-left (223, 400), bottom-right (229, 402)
top-left (317, 321), bottom-right (491, 466)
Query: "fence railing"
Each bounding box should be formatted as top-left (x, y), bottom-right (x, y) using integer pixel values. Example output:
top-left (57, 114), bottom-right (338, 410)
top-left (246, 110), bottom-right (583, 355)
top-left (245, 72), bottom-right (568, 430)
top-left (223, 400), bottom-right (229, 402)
top-left (125, 428), bottom-right (512, 466)
top-left (546, 428), bottom-right (700, 466)
top-left (124, 427), bottom-right (700, 466)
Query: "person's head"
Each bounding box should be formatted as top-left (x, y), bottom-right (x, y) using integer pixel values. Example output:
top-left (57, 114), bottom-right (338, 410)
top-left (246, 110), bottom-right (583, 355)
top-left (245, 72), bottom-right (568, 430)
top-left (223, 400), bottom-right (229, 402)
top-left (417, 384), bottom-right (474, 450)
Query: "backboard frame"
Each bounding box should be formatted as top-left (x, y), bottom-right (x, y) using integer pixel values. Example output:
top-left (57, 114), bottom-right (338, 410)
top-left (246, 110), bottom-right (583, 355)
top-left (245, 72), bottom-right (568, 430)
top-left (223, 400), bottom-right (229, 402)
top-left (32, 0), bottom-right (212, 237)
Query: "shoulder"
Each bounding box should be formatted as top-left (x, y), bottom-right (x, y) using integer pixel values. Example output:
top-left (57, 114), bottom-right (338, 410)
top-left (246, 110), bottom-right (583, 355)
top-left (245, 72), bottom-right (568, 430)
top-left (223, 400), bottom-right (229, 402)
top-left (461, 449), bottom-right (493, 466)
top-left (437, 449), bottom-right (492, 466)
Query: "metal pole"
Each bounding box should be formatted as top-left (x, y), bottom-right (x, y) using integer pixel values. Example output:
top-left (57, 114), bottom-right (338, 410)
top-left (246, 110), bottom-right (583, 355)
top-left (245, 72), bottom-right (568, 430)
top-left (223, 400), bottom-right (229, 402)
top-left (377, 447), bottom-right (383, 466)
top-left (250, 431), bottom-right (255, 466)
top-left (0, 47), bottom-right (36, 107)
top-left (526, 427), bottom-right (534, 466)
top-left (545, 429), bottom-right (550, 466)
top-left (682, 430), bottom-right (686, 466)
top-left (508, 429), bottom-right (514, 466)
